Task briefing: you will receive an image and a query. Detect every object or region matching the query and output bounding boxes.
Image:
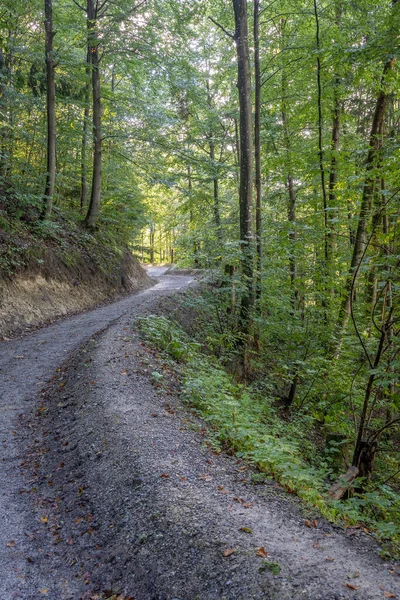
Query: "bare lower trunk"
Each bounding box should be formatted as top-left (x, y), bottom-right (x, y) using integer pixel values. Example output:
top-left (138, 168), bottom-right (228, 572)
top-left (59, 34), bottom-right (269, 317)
top-left (254, 0), bottom-right (262, 307)
top-left (80, 55), bottom-right (91, 212)
top-left (84, 0), bottom-right (102, 229)
top-left (42, 0), bottom-right (56, 220)
top-left (233, 0), bottom-right (254, 338)
top-left (206, 80), bottom-right (223, 246)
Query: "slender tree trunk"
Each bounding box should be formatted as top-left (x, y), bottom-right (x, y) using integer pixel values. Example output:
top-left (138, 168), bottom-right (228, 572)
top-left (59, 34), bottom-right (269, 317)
top-left (0, 48), bottom-right (6, 178)
top-left (80, 51), bottom-right (91, 212)
top-left (328, 81), bottom-right (340, 256)
top-left (5, 29), bottom-right (15, 178)
top-left (84, 0), bottom-right (102, 229)
top-left (150, 224), bottom-right (155, 263)
top-left (254, 0), bottom-right (262, 308)
top-left (352, 306), bottom-right (393, 477)
top-left (281, 26), bottom-right (298, 406)
top-left (210, 138), bottom-right (222, 244)
top-left (233, 0), bottom-right (254, 338)
top-left (281, 44), bottom-right (297, 311)
top-left (206, 79), bottom-right (222, 245)
top-left (313, 0), bottom-right (329, 319)
top-left (42, 0), bottom-right (56, 220)
top-left (336, 57), bottom-right (395, 337)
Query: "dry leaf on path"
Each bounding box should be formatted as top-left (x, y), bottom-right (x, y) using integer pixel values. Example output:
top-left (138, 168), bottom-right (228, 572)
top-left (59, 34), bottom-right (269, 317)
top-left (384, 593), bottom-right (397, 598)
top-left (223, 548), bottom-right (235, 557)
top-left (305, 519), bottom-right (318, 528)
top-left (346, 583), bottom-right (359, 590)
top-left (256, 547), bottom-right (269, 558)
top-left (160, 473), bottom-right (169, 478)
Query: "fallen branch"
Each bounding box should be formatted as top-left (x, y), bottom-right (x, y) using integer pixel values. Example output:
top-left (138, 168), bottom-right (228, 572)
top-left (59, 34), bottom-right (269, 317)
top-left (328, 466), bottom-right (359, 501)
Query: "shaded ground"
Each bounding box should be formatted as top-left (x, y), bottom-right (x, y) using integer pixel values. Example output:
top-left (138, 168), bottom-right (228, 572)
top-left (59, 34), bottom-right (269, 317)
top-left (0, 269), bottom-right (399, 599)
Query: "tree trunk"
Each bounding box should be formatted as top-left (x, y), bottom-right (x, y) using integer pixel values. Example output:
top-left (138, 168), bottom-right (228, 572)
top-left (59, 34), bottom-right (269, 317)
top-left (42, 0), bottom-right (56, 220)
top-left (254, 0), bottom-right (262, 308)
top-left (328, 80), bottom-right (340, 254)
top-left (84, 0), bottom-right (102, 229)
top-left (336, 58), bottom-right (395, 338)
top-left (280, 19), bottom-right (299, 405)
top-left (233, 0), bottom-right (254, 338)
top-left (206, 80), bottom-right (223, 246)
top-left (80, 51), bottom-right (91, 212)
top-left (313, 0), bottom-right (329, 319)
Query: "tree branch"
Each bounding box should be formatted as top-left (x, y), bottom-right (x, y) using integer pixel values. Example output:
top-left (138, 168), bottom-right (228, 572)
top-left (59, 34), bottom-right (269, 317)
top-left (72, 0), bottom-right (86, 12)
top-left (208, 16), bottom-right (234, 40)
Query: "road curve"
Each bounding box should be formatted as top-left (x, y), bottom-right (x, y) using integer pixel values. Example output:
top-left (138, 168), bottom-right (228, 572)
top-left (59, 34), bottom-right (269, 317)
top-left (0, 270), bottom-right (193, 599)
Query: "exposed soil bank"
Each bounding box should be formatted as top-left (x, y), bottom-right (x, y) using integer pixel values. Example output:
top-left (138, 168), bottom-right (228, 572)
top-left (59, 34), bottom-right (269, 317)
top-left (0, 251), bottom-right (152, 337)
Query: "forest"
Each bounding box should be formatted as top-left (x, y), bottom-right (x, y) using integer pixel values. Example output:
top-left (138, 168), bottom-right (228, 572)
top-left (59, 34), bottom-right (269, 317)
top-left (0, 0), bottom-right (399, 558)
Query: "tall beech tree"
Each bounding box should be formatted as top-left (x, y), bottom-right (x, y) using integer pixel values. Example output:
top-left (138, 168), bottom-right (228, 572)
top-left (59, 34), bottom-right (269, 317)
top-left (254, 0), bottom-right (262, 309)
top-left (232, 0), bottom-right (254, 345)
top-left (41, 0), bottom-right (56, 219)
top-left (83, 0), bottom-right (104, 229)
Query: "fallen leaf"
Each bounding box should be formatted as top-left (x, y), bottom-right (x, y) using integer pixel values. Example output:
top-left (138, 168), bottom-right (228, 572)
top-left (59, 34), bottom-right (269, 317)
top-left (384, 593), bottom-right (397, 598)
top-left (223, 548), bottom-right (235, 557)
top-left (39, 590), bottom-right (48, 595)
top-left (313, 541), bottom-right (320, 548)
top-left (199, 474), bottom-right (212, 481)
top-left (346, 583), bottom-right (359, 590)
top-left (240, 527), bottom-right (253, 534)
top-left (326, 557), bottom-right (334, 562)
top-left (160, 473), bottom-right (169, 478)
top-left (256, 547), bottom-right (269, 558)
top-left (40, 516), bottom-right (48, 524)
top-left (243, 502), bottom-right (254, 509)
top-left (305, 519), bottom-right (318, 528)
top-left (6, 540), bottom-right (15, 547)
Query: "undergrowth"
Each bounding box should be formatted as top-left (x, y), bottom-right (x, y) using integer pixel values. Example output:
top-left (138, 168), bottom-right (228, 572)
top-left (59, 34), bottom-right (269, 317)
top-left (136, 313), bottom-right (400, 559)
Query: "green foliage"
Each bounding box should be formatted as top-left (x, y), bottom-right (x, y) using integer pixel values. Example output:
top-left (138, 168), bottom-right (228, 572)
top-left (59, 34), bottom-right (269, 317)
top-left (136, 313), bottom-right (400, 556)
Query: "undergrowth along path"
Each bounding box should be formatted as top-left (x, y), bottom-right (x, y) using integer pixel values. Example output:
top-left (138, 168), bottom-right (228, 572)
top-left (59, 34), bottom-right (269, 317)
top-left (0, 269), bottom-right (398, 599)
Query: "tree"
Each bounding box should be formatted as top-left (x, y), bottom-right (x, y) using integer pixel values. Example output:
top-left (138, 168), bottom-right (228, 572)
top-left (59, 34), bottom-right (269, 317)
top-left (83, 0), bottom-right (103, 229)
top-left (232, 0), bottom-right (254, 354)
top-left (42, 0), bottom-right (56, 220)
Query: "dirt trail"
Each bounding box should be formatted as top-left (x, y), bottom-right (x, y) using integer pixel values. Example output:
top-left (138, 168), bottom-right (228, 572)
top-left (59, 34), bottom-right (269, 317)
top-left (0, 270), bottom-right (399, 599)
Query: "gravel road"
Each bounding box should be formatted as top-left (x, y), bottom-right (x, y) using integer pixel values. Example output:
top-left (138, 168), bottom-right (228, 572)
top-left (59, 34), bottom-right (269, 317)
top-left (0, 269), bottom-right (399, 600)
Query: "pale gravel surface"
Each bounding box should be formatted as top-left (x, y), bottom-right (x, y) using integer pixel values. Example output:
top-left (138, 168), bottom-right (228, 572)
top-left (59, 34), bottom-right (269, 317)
top-left (0, 268), bottom-right (399, 599)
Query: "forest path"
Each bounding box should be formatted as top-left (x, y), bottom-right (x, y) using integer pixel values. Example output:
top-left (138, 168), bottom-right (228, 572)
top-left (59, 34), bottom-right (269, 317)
top-left (0, 270), bottom-right (398, 599)
top-left (0, 268), bottom-right (192, 599)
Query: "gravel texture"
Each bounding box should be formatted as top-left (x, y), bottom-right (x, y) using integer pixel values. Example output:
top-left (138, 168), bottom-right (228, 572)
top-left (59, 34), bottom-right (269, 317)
top-left (0, 268), bottom-right (399, 599)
